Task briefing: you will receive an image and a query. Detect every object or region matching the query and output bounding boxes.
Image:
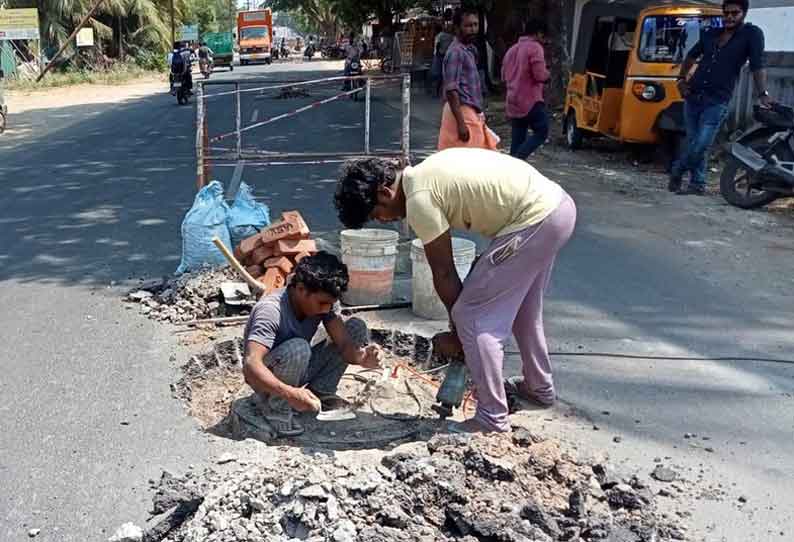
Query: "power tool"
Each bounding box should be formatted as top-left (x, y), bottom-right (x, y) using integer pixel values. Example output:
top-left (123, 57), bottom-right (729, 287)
top-left (432, 358), bottom-right (467, 419)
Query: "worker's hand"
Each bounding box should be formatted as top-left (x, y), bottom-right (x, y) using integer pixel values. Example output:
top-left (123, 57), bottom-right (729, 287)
top-left (285, 387), bottom-right (321, 413)
top-left (433, 331), bottom-right (464, 358)
top-left (457, 123), bottom-right (470, 143)
top-left (357, 345), bottom-right (383, 369)
top-left (759, 93), bottom-right (774, 109)
top-left (676, 79), bottom-right (690, 98)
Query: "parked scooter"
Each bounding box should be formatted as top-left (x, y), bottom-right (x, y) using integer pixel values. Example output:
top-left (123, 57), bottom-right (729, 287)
top-left (721, 103), bottom-right (794, 209)
top-left (344, 55), bottom-right (365, 101)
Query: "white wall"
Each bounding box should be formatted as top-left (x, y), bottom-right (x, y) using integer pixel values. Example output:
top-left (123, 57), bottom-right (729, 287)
top-left (746, 6), bottom-right (794, 52)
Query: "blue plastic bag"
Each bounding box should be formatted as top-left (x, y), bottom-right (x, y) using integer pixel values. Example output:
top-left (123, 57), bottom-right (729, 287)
top-left (176, 180), bottom-right (232, 274)
top-left (227, 181), bottom-right (271, 248)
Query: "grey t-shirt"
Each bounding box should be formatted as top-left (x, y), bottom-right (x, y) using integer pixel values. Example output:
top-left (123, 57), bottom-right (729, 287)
top-left (243, 288), bottom-right (339, 350)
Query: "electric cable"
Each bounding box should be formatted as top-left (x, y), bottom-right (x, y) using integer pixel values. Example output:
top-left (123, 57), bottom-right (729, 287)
top-left (547, 351), bottom-right (794, 365)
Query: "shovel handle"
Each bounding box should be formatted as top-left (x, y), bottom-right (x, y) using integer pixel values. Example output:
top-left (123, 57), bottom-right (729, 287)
top-left (212, 236), bottom-right (266, 294)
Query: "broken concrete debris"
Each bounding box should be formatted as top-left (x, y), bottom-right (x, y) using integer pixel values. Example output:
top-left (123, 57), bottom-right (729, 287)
top-left (108, 522), bottom-right (143, 542)
top-left (126, 266), bottom-right (240, 323)
top-left (128, 432), bottom-right (688, 542)
top-left (651, 466), bottom-right (678, 483)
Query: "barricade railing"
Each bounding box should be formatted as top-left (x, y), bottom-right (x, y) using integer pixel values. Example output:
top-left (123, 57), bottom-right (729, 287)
top-left (195, 73), bottom-right (412, 191)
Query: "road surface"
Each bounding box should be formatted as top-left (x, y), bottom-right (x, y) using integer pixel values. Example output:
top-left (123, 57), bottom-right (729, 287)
top-left (1, 59), bottom-right (793, 541)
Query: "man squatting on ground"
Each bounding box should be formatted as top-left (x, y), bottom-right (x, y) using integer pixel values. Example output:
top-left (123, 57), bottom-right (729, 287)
top-left (335, 148), bottom-right (576, 433)
top-left (242, 252), bottom-right (382, 436)
top-left (438, 8), bottom-right (499, 151)
top-left (670, 0), bottom-right (771, 196)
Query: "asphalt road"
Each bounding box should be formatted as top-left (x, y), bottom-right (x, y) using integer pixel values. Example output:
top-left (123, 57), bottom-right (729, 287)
top-left (1, 59), bottom-right (793, 541)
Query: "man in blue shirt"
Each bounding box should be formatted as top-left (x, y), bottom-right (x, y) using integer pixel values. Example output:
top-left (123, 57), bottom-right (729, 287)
top-left (670, 0), bottom-right (772, 196)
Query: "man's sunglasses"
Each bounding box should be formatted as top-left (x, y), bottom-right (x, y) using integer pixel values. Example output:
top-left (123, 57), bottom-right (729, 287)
top-left (723, 9), bottom-right (742, 17)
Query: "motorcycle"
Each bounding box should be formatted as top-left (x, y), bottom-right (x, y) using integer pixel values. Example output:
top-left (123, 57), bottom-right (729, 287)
top-left (304, 43), bottom-right (316, 61)
top-left (170, 69), bottom-right (191, 105)
top-left (721, 103), bottom-right (794, 209)
top-left (199, 57), bottom-right (213, 79)
top-left (344, 56), bottom-right (365, 101)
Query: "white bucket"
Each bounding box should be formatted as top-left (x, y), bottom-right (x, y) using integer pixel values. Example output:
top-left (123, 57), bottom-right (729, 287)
top-left (340, 229), bottom-right (400, 306)
top-left (410, 237), bottom-right (476, 320)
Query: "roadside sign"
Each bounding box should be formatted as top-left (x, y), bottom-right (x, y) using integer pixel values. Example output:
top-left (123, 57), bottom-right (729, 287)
top-left (76, 27), bottom-right (94, 47)
top-left (178, 24), bottom-right (199, 42)
top-left (0, 8), bottom-right (40, 40)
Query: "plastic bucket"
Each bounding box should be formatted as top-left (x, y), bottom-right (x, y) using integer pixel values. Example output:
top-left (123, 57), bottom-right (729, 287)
top-left (410, 237), bottom-right (476, 320)
top-left (340, 229), bottom-right (400, 306)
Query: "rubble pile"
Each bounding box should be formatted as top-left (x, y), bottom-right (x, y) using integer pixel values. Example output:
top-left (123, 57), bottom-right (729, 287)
top-left (233, 210), bottom-right (317, 294)
top-left (140, 433), bottom-right (688, 542)
top-left (126, 266), bottom-right (239, 323)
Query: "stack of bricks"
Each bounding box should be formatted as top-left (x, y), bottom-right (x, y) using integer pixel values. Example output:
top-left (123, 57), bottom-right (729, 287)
top-left (233, 210), bottom-right (317, 294)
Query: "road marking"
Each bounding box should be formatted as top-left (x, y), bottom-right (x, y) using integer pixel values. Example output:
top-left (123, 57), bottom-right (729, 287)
top-left (227, 161), bottom-right (245, 200)
top-left (249, 109), bottom-right (259, 123)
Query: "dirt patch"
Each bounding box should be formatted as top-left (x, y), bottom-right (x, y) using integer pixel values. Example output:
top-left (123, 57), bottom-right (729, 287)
top-left (174, 329), bottom-right (465, 448)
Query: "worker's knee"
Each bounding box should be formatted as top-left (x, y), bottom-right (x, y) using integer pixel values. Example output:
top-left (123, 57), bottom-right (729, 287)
top-left (344, 317), bottom-right (369, 346)
top-left (267, 338), bottom-right (311, 369)
top-left (450, 302), bottom-right (475, 337)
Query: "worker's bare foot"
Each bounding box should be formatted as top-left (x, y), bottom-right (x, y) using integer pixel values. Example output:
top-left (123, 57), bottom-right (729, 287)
top-left (447, 418), bottom-right (503, 434)
top-left (504, 376), bottom-right (555, 411)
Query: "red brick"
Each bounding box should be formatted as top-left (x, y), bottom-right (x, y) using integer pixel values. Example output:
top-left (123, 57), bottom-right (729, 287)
top-left (261, 267), bottom-right (286, 293)
top-left (245, 264), bottom-right (265, 278)
top-left (260, 211), bottom-right (310, 245)
top-left (250, 243), bottom-right (276, 265)
top-left (275, 239), bottom-right (317, 256)
top-left (264, 256), bottom-right (294, 275)
top-left (239, 234), bottom-right (263, 258)
top-left (280, 210), bottom-right (310, 237)
top-left (233, 244), bottom-right (245, 263)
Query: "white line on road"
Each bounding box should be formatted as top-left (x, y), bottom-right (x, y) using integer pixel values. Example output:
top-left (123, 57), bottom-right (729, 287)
top-left (249, 109), bottom-right (259, 124)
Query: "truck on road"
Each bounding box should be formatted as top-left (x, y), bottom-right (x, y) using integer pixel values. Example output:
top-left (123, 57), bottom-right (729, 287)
top-left (203, 31), bottom-right (235, 71)
top-left (237, 9), bottom-right (273, 65)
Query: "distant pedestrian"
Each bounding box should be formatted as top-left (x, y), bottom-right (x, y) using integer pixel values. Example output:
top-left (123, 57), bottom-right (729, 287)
top-left (438, 8), bottom-right (499, 151)
top-left (670, 0), bottom-right (772, 196)
top-left (431, 21), bottom-right (455, 97)
top-left (502, 19), bottom-right (550, 160)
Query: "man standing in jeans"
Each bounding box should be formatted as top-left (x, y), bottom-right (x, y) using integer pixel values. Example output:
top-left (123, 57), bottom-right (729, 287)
top-left (502, 19), bottom-right (550, 160)
top-left (670, 0), bottom-right (771, 195)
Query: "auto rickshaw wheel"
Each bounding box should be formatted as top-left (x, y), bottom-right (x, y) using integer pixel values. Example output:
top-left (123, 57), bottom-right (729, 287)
top-left (565, 111), bottom-right (583, 150)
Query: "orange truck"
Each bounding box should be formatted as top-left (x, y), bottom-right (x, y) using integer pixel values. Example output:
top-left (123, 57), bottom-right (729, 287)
top-left (237, 9), bottom-right (273, 65)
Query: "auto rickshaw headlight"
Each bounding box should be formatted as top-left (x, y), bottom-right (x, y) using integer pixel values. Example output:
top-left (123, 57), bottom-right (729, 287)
top-left (632, 82), bottom-right (665, 102)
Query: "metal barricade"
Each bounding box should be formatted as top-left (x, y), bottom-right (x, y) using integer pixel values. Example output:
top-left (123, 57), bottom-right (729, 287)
top-left (195, 73), bottom-right (412, 191)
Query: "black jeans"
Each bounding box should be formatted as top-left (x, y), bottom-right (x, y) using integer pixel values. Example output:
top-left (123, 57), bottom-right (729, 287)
top-left (510, 102), bottom-right (549, 159)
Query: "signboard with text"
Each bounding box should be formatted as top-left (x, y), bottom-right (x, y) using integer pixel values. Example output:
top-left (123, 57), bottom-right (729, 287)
top-left (0, 8), bottom-right (40, 40)
top-left (77, 27), bottom-right (94, 47)
top-left (178, 24), bottom-right (199, 42)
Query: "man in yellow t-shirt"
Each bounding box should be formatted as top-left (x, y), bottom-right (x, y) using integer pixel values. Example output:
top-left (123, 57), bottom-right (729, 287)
top-left (334, 148), bottom-right (577, 433)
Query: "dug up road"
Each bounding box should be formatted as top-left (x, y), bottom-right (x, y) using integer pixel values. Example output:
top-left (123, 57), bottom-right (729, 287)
top-left (0, 61), bottom-right (793, 541)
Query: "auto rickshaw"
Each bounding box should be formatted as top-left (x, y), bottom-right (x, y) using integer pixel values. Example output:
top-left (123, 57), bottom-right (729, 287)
top-left (563, 0), bottom-right (723, 152)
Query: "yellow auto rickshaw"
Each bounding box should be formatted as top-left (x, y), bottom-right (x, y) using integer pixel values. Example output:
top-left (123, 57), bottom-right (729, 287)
top-left (563, 0), bottom-right (723, 151)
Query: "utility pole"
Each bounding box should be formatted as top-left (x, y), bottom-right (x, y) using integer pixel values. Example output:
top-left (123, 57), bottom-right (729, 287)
top-left (170, 0), bottom-right (176, 46)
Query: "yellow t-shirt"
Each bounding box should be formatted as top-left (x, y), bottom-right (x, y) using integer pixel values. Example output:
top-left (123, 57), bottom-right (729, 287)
top-left (403, 148), bottom-right (564, 244)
